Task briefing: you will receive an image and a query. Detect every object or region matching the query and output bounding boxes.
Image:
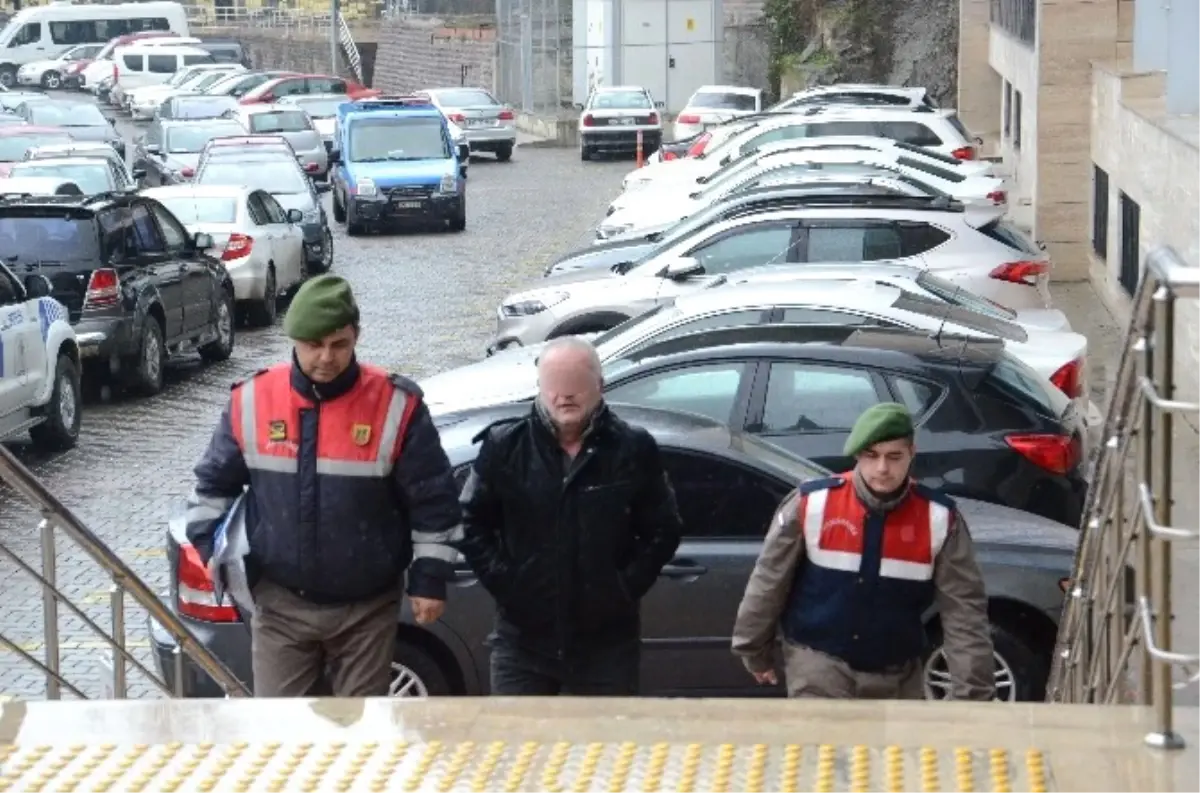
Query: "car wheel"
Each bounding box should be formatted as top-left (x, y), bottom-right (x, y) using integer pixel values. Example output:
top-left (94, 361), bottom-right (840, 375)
top-left (347, 205), bottom-right (365, 236)
top-left (29, 354), bottom-right (82, 452)
top-left (0, 66), bottom-right (15, 89)
top-left (315, 228), bottom-right (334, 272)
top-left (580, 143), bottom-right (591, 161)
top-left (496, 143), bottom-right (513, 162)
top-left (332, 188), bottom-right (346, 223)
top-left (389, 641), bottom-right (451, 697)
top-left (41, 71), bottom-right (62, 90)
top-left (449, 197), bottom-right (466, 232)
top-left (199, 289), bottom-right (235, 362)
top-left (923, 622), bottom-right (1047, 702)
top-left (245, 267), bottom-right (277, 327)
top-left (129, 318), bottom-right (166, 396)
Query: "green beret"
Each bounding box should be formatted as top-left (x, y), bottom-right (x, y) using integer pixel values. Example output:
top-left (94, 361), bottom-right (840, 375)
top-left (844, 402), bottom-right (915, 456)
top-left (283, 275), bottom-right (359, 341)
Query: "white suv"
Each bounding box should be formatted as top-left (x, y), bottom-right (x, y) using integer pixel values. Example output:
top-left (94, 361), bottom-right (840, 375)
top-left (771, 84), bottom-right (935, 110)
top-left (0, 265), bottom-right (82, 451)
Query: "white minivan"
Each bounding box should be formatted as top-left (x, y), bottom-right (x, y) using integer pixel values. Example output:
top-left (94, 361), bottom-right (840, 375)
top-left (82, 34), bottom-right (201, 94)
top-left (0, 1), bottom-right (189, 87)
top-left (111, 45), bottom-right (214, 96)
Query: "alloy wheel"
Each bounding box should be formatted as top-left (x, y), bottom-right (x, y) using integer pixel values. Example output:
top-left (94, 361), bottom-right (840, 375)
top-left (923, 648), bottom-right (1017, 701)
top-left (388, 661), bottom-right (429, 697)
top-left (58, 372), bottom-right (77, 429)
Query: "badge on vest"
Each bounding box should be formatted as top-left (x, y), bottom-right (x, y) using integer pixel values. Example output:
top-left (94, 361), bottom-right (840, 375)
top-left (352, 423), bottom-right (372, 446)
top-left (268, 420), bottom-right (287, 441)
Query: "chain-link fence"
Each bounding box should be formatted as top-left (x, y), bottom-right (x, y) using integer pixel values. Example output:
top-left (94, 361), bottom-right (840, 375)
top-left (496, 0), bottom-right (570, 115)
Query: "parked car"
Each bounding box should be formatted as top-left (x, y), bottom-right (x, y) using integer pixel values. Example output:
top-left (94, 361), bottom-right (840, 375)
top-left (77, 31), bottom-right (184, 92)
top-left (9, 99), bottom-right (124, 157)
top-left (125, 64), bottom-right (243, 120)
top-left (108, 45), bottom-right (215, 107)
top-left (672, 84), bottom-right (764, 141)
top-left (226, 104), bottom-right (329, 178)
top-left (157, 93), bottom-right (239, 121)
top-left (275, 93), bottom-right (345, 142)
top-left (0, 176), bottom-right (85, 197)
top-left (148, 400), bottom-right (1082, 701)
top-left (25, 141), bottom-right (140, 187)
top-left (0, 89), bottom-right (51, 112)
top-left (198, 70), bottom-right (297, 100)
top-left (0, 261), bottom-right (81, 450)
top-left (578, 85), bottom-right (664, 161)
top-left (5, 156), bottom-right (135, 194)
top-left (16, 43), bottom-right (104, 90)
top-left (237, 74), bottom-right (376, 105)
top-left (415, 87), bottom-right (517, 161)
top-left (0, 191), bottom-right (235, 395)
top-left (142, 184), bottom-right (307, 326)
top-left (770, 84), bottom-right (937, 111)
top-left (0, 126), bottom-right (76, 176)
top-left (131, 117), bottom-right (246, 185)
top-left (193, 138), bottom-right (333, 274)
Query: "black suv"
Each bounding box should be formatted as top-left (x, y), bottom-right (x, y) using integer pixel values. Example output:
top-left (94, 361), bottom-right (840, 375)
top-left (0, 192), bottom-right (236, 396)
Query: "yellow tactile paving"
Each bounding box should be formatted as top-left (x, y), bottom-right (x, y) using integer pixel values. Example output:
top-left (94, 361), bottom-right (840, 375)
top-left (0, 740), bottom-right (1056, 792)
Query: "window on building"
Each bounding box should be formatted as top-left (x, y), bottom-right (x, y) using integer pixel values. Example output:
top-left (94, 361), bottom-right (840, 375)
top-left (1092, 165), bottom-right (1109, 261)
top-left (1003, 81), bottom-right (1012, 137)
top-left (1012, 90), bottom-right (1023, 149)
top-left (991, 0), bottom-right (1037, 46)
top-left (1118, 191), bottom-right (1141, 296)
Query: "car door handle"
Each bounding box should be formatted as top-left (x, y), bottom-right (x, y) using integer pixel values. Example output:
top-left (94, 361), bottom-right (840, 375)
top-left (660, 562), bottom-right (707, 579)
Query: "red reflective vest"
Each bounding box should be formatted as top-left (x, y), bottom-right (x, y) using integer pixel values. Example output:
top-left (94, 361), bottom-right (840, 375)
top-left (781, 472), bottom-right (954, 671)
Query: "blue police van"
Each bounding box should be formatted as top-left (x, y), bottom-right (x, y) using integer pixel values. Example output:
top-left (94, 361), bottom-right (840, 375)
top-left (329, 97), bottom-right (469, 235)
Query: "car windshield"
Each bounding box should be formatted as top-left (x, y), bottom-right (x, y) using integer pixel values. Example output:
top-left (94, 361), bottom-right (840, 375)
top-left (190, 72), bottom-right (229, 91)
top-left (288, 97), bottom-right (344, 118)
top-left (0, 215), bottom-right (99, 261)
top-left (915, 271), bottom-right (1018, 320)
top-left (248, 110), bottom-right (311, 133)
top-left (28, 103), bottom-right (106, 127)
top-left (156, 195), bottom-right (239, 224)
top-left (164, 123), bottom-right (244, 153)
top-left (348, 118), bottom-right (449, 161)
top-left (689, 91), bottom-right (757, 112)
top-left (173, 97), bottom-right (236, 118)
top-left (591, 91), bottom-right (652, 110)
top-left (198, 158), bottom-right (309, 193)
top-left (8, 162), bottom-right (113, 194)
top-left (432, 88), bottom-right (497, 107)
top-left (0, 134), bottom-right (72, 161)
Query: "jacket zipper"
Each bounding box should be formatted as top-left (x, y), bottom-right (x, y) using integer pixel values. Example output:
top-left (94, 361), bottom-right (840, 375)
top-left (556, 447), bottom-right (596, 662)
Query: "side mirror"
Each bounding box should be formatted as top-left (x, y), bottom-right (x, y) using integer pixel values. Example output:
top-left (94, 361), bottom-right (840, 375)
top-left (315, 181), bottom-right (332, 194)
top-left (193, 232), bottom-right (214, 250)
top-left (456, 142), bottom-right (469, 161)
top-left (286, 208), bottom-right (304, 223)
top-left (328, 148), bottom-right (341, 164)
top-left (662, 257), bottom-right (703, 279)
top-left (144, 143), bottom-right (161, 155)
top-left (23, 273), bottom-right (52, 298)
top-left (131, 167), bottom-right (146, 180)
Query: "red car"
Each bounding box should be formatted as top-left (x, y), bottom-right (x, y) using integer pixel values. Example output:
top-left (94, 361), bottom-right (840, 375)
top-left (0, 126), bottom-right (76, 176)
top-left (238, 74), bottom-right (378, 105)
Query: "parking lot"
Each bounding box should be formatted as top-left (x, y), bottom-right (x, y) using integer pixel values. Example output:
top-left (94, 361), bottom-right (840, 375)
top-left (0, 103), bottom-right (630, 699)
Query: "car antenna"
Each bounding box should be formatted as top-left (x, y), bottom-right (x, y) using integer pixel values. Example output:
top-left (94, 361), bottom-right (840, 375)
top-left (933, 301), bottom-right (952, 347)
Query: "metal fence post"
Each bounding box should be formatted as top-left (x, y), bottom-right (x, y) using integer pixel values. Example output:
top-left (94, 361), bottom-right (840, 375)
top-left (520, 12), bottom-right (534, 112)
top-left (40, 519), bottom-right (60, 700)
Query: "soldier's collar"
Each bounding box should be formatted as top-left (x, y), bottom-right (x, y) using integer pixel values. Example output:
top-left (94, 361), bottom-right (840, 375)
top-left (290, 354), bottom-right (361, 402)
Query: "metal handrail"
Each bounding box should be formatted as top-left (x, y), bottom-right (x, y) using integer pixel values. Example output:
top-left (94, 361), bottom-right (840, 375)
top-left (337, 12), bottom-right (365, 83)
top-left (1047, 246), bottom-right (1199, 750)
top-left (0, 446), bottom-right (250, 699)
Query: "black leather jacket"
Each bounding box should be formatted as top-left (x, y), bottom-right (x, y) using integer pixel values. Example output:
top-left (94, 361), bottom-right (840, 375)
top-left (459, 403), bottom-right (684, 659)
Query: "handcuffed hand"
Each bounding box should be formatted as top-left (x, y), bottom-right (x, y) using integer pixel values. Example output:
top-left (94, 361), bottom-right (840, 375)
top-left (410, 597), bottom-right (446, 625)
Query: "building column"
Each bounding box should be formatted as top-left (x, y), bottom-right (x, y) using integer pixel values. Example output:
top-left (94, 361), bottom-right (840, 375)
top-left (957, 0), bottom-right (1003, 145)
top-left (1166, 0), bottom-right (1199, 115)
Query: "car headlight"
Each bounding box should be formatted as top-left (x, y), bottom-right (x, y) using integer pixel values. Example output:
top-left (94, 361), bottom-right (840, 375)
top-left (355, 177), bottom-right (377, 197)
top-left (438, 173), bottom-right (457, 193)
top-left (501, 291), bottom-right (569, 317)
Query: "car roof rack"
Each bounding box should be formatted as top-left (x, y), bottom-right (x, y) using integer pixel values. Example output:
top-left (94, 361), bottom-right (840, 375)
top-left (720, 192), bottom-right (961, 216)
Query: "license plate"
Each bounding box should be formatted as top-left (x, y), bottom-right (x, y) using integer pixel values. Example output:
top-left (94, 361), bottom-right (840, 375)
top-left (467, 118), bottom-right (492, 127)
top-left (392, 200), bottom-right (422, 209)
top-left (619, 117), bottom-right (635, 125)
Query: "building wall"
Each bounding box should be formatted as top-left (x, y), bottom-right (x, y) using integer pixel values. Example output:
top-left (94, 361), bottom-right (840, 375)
top-left (988, 26), bottom-right (1039, 232)
top-left (957, 0), bottom-right (1001, 143)
top-left (1090, 63), bottom-right (1200, 405)
top-left (373, 16), bottom-right (497, 95)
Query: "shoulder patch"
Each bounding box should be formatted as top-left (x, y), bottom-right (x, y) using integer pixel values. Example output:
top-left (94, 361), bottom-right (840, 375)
top-left (388, 373), bottom-right (424, 399)
top-left (912, 482), bottom-right (957, 511)
top-left (470, 415), bottom-right (524, 445)
top-left (230, 367), bottom-right (272, 391)
top-left (798, 476), bottom-right (846, 495)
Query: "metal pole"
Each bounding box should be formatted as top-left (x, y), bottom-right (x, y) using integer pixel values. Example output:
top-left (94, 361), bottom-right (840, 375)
top-left (330, 0), bottom-right (341, 75)
top-left (110, 583), bottom-right (126, 699)
top-left (40, 519), bottom-right (60, 700)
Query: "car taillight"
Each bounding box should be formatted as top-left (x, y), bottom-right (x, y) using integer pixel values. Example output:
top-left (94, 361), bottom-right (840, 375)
top-left (448, 112), bottom-right (466, 123)
top-left (304, 161), bottom-right (319, 173)
top-left (1005, 433), bottom-right (1081, 476)
top-left (180, 166), bottom-right (195, 178)
top-left (582, 114), bottom-right (595, 127)
top-left (951, 145), bottom-right (976, 160)
top-left (497, 108), bottom-right (515, 120)
top-left (84, 268), bottom-right (120, 310)
top-left (987, 189), bottom-right (1007, 205)
top-left (177, 544), bottom-right (240, 623)
top-left (686, 132), bottom-right (711, 157)
top-left (677, 113), bottom-right (701, 125)
top-left (662, 151), bottom-right (677, 161)
top-left (647, 112), bottom-right (659, 124)
top-left (989, 259), bottom-right (1047, 286)
top-left (1050, 358), bottom-right (1084, 399)
top-left (111, 63), bottom-right (118, 84)
top-left (222, 233), bottom-right (253, 261)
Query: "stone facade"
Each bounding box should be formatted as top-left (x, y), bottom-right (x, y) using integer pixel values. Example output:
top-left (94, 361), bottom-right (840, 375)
top-left (372, 17), bottom-right (497, 95)
top-left (196, 26), bottom-right (380, 86)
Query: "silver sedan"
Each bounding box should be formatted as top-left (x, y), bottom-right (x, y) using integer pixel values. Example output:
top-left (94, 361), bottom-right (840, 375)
top-left (228, 104), bottom-right (330, 179)
top-left (418, 87), bottom-right (516, 161)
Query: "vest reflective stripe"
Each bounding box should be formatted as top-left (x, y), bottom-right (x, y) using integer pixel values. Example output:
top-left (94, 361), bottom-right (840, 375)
top-left (231, 367), bottom-right (412, 477)
top-left (800, 482), bottom-right (951, 581)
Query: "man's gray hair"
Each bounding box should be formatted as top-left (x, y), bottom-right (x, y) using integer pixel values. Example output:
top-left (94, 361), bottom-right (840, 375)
top-left (539, 335), bottom-right (603, 381)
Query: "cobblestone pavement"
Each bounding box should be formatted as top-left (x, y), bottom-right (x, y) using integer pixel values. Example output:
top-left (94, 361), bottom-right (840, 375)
top-left (0, 103), bottom-right (629, 700)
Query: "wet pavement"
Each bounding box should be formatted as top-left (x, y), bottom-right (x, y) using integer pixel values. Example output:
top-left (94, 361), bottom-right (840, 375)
top-left (0, 99), bottom-right (629, 699)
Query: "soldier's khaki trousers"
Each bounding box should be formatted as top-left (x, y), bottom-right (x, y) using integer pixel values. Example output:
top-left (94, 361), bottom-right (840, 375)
top-left (250, 578), bottom-right (399, 698)
top-left (782, 642), bottom-right (926, 700)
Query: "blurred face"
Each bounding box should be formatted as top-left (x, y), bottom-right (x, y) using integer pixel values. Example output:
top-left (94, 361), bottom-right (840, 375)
top-left (294, 324), bottom-right (357, 384)
top-left (855, 437), bottom-right (915, 494)
top-left (537, 346), bottom-right (603, 432)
